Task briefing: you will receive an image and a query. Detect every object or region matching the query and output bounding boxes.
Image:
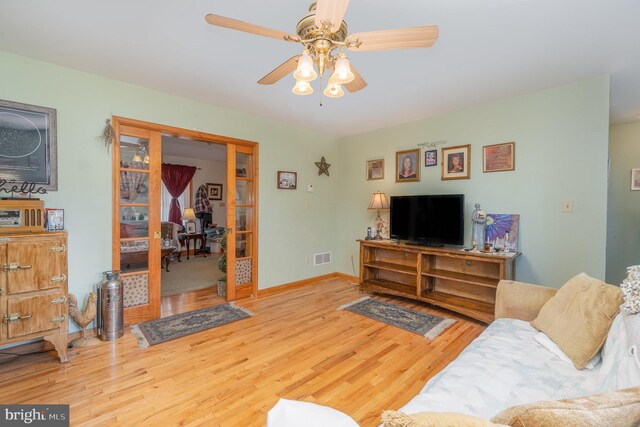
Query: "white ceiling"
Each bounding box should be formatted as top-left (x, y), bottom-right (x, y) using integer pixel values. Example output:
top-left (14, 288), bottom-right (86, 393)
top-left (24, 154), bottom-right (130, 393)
top-left (162, 136), bottom-right (227, 162)
top-left (0, 0), bottom-right (639, 136)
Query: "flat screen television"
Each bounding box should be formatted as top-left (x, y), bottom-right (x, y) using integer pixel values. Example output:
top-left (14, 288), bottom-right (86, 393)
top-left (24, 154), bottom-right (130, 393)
top-left (390, 194), bottom-right (464, 246)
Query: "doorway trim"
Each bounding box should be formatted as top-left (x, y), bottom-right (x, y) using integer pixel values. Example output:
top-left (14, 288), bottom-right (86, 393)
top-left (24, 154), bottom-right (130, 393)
top-left (112, 116), bottom-right (259, 324)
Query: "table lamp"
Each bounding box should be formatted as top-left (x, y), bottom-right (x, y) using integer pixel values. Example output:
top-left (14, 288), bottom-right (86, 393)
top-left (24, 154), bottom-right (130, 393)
top-left (182, 208), bottom-right (197, 233)
top-left (368, 191), bottom-right (390, 240)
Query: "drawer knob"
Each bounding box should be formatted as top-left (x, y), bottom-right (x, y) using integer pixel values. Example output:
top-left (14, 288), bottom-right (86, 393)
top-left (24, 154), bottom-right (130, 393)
top-left (51, 296), bottom-right (67, 305)
top-left (465, 260), bottom-right (473, 266)
top-left (51, 315), bottom-right (66, 323)
top-left (3, 313), bottom-right (32, 323)
top-left (50, 245), bottom-right (66, 253)
top-left (50, 274), bottom-right (67, 283)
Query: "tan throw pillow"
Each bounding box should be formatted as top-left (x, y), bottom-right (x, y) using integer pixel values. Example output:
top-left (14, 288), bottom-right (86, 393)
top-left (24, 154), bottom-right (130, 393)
top-left (490, 387), bottom-right (640, 427)
top-left (530, 272), bottom-right (622, 369)
top-left (381, 410), bottom-right (508, 427)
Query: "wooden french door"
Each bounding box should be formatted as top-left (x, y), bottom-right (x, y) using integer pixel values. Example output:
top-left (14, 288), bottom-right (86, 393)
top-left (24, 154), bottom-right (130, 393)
top-left (225, 144), bottom-right (258, 301)
top-left (112, 122), bottom-right (162, 324)
top-left (112, 116), bottom-right (258, 322)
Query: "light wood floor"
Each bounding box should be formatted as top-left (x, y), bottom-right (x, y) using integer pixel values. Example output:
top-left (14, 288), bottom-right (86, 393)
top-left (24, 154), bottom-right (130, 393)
top-left (0, 277), bottom-right (485, 426)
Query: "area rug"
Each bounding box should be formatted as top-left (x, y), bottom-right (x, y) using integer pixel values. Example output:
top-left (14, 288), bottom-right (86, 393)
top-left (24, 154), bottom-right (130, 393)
top-left (131, 303), bottom-right (252, 348)
top-left (161, 254), bottom-right (223, 297)
top-left (338, 297), bottom-right (455, 339)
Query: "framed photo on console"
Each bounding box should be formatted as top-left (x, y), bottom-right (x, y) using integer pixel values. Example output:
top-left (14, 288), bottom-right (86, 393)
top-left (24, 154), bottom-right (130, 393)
top-left (483, 142), bottom-right (515, 173)
top-left (442, 145), bottom-right (470, 180)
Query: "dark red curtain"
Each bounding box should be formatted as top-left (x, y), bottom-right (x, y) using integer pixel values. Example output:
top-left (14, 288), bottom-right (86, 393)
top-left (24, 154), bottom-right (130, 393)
top-left (162, 163), bottom-right (197, 224)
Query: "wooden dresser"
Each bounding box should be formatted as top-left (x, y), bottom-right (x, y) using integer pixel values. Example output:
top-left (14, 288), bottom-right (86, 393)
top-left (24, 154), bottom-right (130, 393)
top-left (359, 240), bottom-right (519, 323)
top-left (0, 231), bottom-right (69, 362)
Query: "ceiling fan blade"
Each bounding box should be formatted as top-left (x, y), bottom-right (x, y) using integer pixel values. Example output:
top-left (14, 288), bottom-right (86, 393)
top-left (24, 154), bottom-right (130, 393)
top-left (314, 0), bottom-right (350, 33)
top-left (205, 14), bottom-right (300, 42)
top-left (344, 65), bottom-right (367, 93)
top-left (346, 26), bottom-right (439, 51)
top-left (258, 56), bottom-right (300, 85)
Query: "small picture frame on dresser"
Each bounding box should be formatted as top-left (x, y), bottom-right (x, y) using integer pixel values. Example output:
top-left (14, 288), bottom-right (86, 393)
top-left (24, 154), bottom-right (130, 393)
top-left (46, 208), bottom-right (64, 231)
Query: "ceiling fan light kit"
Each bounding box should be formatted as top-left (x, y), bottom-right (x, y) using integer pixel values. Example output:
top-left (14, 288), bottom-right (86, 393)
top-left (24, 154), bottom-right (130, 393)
top-left (293, 50), bottom-right (318, 82)
top-left (323, 81), bottom-right (345, 98)
top-left (206, 0), bottom-right (439, 99)
top-left (292, 80), bottom-right (314, 96)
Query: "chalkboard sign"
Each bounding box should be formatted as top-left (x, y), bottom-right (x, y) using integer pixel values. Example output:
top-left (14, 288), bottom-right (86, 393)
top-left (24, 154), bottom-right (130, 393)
top-left (0, 99), bottom-right (57, 191)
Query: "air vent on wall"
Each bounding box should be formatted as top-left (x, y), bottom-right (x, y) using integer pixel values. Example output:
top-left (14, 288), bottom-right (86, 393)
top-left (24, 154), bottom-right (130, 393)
top-left (314, 252), bottom-right (332, 267)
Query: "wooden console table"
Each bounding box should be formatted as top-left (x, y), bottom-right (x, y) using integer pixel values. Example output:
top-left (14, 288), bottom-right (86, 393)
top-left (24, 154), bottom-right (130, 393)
top-left (359, 240), bottom-right (520, 323)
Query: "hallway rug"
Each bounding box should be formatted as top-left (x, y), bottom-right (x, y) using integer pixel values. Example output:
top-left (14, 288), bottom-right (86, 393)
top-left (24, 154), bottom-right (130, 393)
top-left (131, 303), bottom-right (252, 348)
top-left (338, 297), bottom-right (455, 340)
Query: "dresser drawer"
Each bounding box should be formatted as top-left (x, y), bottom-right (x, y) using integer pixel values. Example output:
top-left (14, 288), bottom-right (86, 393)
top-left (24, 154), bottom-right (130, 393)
top-left (4, 290), bottom-right (66, 339)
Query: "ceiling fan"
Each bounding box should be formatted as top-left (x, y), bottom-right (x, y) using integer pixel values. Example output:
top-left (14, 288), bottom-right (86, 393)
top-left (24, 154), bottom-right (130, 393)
top-left (205, 0), bottom-right (439, 98)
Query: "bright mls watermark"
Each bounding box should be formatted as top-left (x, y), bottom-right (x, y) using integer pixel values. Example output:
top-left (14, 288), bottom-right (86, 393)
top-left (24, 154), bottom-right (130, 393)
top-left (1, 405), bottom-right (69, 426)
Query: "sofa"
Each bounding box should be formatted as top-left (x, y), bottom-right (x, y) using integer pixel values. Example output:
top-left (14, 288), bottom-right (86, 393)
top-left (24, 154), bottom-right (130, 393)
top-left (267, 278), bottom-right (640, 426)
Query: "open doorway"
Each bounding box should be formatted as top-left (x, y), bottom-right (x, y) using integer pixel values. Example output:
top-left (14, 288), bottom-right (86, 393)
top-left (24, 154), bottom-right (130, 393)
top-left (159, 136), bottom-right (227, 310)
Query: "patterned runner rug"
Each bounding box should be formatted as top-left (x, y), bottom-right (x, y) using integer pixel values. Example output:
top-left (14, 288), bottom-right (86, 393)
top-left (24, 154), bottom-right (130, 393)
top-left (131, 303), bottom-right (252, 348)
top-left (339, 297), bottom-right (455, 339)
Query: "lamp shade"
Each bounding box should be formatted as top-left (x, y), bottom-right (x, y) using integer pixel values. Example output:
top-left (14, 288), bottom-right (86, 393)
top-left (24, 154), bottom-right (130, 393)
top-left (182, 208), bottom-right (196, 221)
top-left (368, 192), bottom-right (390, 210)
top-left (292, 79), bottom-right (314, 96)
top-left (293, 51), bottom-right (317, 82)
top-left (331, 54), bottom-right (355, 85)
top-left (323, 81), bottom-right (344, 98)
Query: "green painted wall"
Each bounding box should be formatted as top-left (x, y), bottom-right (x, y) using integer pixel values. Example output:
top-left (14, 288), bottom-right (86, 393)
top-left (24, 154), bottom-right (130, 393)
top-left (0, 51), bottom-right (340, 332)
top-left (607, 122), bottom-right (640, 284)
top-left (335, 77), bottom-right (610, 288)
top-left (0, 50), bottom-right (613, 338)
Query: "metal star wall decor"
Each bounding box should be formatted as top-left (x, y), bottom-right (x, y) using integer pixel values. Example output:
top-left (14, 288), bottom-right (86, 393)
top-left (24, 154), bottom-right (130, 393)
top-left (315, 156), bottom-right (331, 176)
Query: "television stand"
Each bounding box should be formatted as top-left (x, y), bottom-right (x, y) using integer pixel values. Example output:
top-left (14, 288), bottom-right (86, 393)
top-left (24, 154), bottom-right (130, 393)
top-left (405, 241), bottom-right (444, 248)
top-left (358, 240), bottom-right (520, 323)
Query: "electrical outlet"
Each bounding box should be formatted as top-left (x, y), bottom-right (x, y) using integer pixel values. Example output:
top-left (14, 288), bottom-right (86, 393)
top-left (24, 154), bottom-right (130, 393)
top-left (563, 200), bottom-right (574, 213)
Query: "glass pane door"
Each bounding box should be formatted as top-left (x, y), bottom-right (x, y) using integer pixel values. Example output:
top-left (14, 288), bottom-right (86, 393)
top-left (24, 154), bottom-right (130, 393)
top-left (113, 123), bottom-right (161, 323)
top-left (226, 144), bottom-right (257, 300)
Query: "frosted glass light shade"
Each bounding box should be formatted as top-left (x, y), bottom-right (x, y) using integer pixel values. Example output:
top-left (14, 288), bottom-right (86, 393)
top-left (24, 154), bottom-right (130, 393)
top-left (332, 55), bottom-right (355, 84)
top-left (323, 81), bottom-right (344, 98)
top-left (292, 80), bottom-right (314, 96)
top-left (293, 52), bottom-right (317, 82)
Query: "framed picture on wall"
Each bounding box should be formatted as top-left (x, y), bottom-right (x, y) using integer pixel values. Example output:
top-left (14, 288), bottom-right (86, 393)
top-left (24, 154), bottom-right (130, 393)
top-left (442, 145), bottom-right (470, 180)
top-left (425, 150), bottom-right (437, 167)
top-left (277, 171), bottom-right (297, 189)
top-left (366, 159), bottom-right (384, 180)
top-left (0, 99), bottom-right (58, 191)
top-left (396, 149), bottom-right (420, 182)
top-left (632, 169), bottom-right (640, 191)
top-left (206, 182), bottom-right (223, 200)
top-left (483, 142), bottom-right (515, 172)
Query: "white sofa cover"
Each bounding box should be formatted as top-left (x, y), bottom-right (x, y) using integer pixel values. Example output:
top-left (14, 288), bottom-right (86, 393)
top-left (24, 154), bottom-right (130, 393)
top-left (399, 313), bottom-right (640, 419)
